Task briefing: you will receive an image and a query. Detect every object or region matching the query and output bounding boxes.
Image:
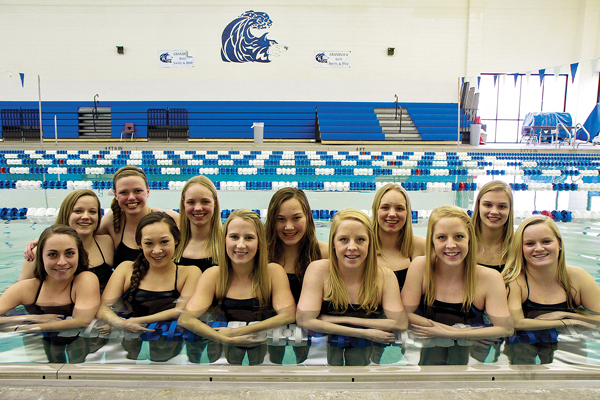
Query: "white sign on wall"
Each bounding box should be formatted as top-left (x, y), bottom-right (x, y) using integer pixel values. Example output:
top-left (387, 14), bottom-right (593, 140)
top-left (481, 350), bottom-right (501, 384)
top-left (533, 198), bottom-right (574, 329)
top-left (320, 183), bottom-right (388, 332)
top-left (314, 51), bottom-right (350, 68)
top-left (158, 50), bottom-right (194, 68)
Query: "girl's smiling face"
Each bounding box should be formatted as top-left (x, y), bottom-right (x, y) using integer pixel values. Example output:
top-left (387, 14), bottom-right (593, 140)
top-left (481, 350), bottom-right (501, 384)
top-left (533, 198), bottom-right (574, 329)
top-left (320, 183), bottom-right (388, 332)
top-left (115, 176), bottom-right (149, 215)
top-left (276, 198), bottom-right (307, 247)
top-left (68, 195), bottom-right (99, 237)
top-left (140, 222), bottom-right (177, 268)
top-left (432, 217), bottom-right (469, 268)
top-left (226, 217), bottom-right (259, 268)
top-left (184, 184), bottom-right (215, 228)
top-left (42, 234), bottom-right (79, 281)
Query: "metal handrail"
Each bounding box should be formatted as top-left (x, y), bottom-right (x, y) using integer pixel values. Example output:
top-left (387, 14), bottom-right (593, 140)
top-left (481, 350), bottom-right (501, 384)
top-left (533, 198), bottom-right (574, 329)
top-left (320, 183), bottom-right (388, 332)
top-left (555, 122), bottom-right (573, 149)
top-left (394, 94), bottom-right (402, 133)
top-left (573, 123), bottom-right (591, 149)
top-left (93, 94), bottom-right (99, 133)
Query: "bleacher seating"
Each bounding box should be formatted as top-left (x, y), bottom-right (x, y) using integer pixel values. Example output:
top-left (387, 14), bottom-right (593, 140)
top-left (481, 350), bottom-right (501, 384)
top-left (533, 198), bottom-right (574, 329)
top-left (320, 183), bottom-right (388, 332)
top-left (0, 101), bottom-right (459, 142)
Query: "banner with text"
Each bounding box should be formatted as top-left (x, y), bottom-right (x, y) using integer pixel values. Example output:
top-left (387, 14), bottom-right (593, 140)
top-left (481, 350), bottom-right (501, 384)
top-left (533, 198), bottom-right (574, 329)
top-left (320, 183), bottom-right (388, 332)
top-left (314, 51), bottom-right (350, 68)
top-left (158, 50), bottom-right (194, 68)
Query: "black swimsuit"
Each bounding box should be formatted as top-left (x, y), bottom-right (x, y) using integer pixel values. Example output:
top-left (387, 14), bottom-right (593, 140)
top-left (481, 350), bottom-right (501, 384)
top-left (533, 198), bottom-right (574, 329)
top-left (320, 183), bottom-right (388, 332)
top-left (113, 220), bottom-right (142, 268)
top-left (522, 273), bottom-right (571, 318)
top-left (212, 297), bottom-right (273, 323)
top-left (478, 263), bottom-right (505, 274)
top-left (419, 297), bottom-right (483, 326)
top-left (392, 257), bottom-right (412, 291)
top-left (25, 280), bottom-right (78, 346)
top-left (89, 238), bottom-right (113, 291)
top-left (177, 256), bottom-right (216, 273)
top-left (128, 266), bottom-right (180, 318)
top-left (26, 280), bottom-right (75, 317)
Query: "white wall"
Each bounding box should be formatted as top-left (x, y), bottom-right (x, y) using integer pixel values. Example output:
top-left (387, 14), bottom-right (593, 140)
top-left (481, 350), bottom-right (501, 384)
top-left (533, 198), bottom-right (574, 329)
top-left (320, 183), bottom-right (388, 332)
top-left (0, 0), bottom-right (597, 113)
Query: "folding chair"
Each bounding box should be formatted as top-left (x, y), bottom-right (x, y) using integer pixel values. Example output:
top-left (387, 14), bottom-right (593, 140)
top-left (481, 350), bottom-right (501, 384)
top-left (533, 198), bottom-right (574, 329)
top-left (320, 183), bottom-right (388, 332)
top-left (120, 123), bottom-right (135, 141)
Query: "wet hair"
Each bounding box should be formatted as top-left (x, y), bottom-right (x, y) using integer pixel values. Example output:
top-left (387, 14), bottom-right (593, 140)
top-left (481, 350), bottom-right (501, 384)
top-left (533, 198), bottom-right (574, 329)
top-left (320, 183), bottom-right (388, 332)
top-left (265, 187), bottom-right (321, 279)
top-left (110, 166), bottom-right (149, 234)
top-left (424, 205), bottom-right (478, 312)
top-left (174, 176), bottom-right (222, 263)
top-left (325, 209), bottom-right (380, 315)
top-left (371, 183), bottom-right (415, 258)
top-left (472, 181), bottom-right (514, 263)
top-left (34, 224), bottom-right (89, 281)
top-left (128, 212), bottom-right (180, 303)
top-left (216, 209), bottom-right (270, 307)
top-left (55, 189), bottom-right (102, 235)
top-left (502, 216), bottom-right (576, 310)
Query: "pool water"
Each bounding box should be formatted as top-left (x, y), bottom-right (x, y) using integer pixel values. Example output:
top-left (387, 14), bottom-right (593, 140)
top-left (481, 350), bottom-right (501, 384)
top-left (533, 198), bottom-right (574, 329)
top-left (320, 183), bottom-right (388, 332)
top-left (1, 208), bottom-right (600, 366)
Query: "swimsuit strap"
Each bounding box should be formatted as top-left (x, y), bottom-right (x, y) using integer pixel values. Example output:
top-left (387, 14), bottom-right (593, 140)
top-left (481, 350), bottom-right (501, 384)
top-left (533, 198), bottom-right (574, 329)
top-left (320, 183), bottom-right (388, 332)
top-left (33, 280), bottom-right (44, 304)
top-left (93, 237), bottom-right (107, 264)
top-left (34, 278), bottom-right (76, 305)
top-left (120, 218), bottom-right (127, 242)
top-left (524, 272), bottom-right (531, 301)
top-left (174, 265), bottom-right (178, 291)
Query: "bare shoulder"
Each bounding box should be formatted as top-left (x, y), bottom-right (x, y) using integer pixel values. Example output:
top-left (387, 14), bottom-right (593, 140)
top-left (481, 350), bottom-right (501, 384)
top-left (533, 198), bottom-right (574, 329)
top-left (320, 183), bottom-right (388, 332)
top-left (268, 262), bottom-right (287, 276)
top-left (179, 264), bottom-right (201, 278)
top-left (378, 265), bottom-right (395, 279)
top-left (74, 271), bottom-right (100, 288)
top-left (412, 235), bottom-right (426, 257)
top-left (409, 255), bottom-right (427, 271)
top-left (306, 259), bottom-right (329, 275)
top-left (95, 233), bottom-right (114, 248)
top-left (475, 264), bottom-right (503, 282)
top-left (201, 265), bottom-right (220, 281)
top-left (318, 241), bottom-right (329, 259)
top-left (566, 265), bottom-right (596, 284)
top-left (113, 260), bottom-right (135, 276)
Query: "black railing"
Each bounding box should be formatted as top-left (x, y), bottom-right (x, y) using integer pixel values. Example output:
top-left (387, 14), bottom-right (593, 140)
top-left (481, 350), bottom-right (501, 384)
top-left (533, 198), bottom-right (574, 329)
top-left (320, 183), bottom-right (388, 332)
top-left (1, 108), bottom-right (39, 140)
top-left (395, 94), bottom-right (402, 133)
top-left (147, 107), bottom-right (189, 140)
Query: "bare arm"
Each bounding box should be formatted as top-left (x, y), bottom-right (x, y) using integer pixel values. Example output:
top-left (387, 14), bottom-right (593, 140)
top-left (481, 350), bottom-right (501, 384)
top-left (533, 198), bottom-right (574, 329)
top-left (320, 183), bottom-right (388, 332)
top-left (97, 262), bottom-right (151, 332)
top-left (320, 267), bottom-right (407, 332)
top-left (296, 261), bottom-right (396, 344)
top-left (221, 263), bottom-right (295, 337)
top-left (534, 267), bottom-right (600, 327)
top-left (401, 256), bottom-right (434, 328)
top-left (128, 266), bottom-right (201, 325)
top-left (178, 267), bottom-right (260, 345)
top-left (19, 253), bottom-right (36, 281)
top-left (507, 278), bottom-right (566, 331)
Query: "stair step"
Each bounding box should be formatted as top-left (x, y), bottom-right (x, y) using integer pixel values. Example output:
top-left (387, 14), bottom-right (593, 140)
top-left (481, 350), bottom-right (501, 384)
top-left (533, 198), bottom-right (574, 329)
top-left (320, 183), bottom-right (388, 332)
top-left (379, 121), bottom-right (415, 127)
top-left (385, 133), bottom-right (421, 140)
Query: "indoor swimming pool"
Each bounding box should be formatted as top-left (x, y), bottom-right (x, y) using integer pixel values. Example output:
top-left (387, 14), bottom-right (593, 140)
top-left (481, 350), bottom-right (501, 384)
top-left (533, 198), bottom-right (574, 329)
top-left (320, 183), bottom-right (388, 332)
top-left (1, 149), bottom-right (600, 369)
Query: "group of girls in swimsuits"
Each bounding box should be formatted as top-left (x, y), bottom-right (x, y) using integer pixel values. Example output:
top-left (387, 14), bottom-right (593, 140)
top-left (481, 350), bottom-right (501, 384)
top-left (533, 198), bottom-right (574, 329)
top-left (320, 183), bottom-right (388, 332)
top-left (1, 165), bottom-right (599, 366)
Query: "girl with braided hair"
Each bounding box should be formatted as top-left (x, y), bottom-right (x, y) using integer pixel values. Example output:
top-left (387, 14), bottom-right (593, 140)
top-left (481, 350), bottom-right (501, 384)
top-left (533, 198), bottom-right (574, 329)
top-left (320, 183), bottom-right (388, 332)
top-left (97, 166), bottom-right (179, 268)
top-left (98, 212), bottom-right (200, 361)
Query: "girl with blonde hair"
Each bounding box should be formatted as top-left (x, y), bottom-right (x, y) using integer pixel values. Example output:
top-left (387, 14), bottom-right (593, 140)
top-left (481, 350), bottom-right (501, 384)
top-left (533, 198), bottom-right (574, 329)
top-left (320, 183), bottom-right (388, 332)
top-left (502, 216), bottom-right (600, 364)
top-left (402, 205), bottom-right (513, 365)
top-left (178, 209), bottom-right (295, 365)
top-left (472, 181), bottom-right (514, 272)
top-left (174, 175), bottom-right (223, 363)
top-left (297, 209), bottom-right (407, 366)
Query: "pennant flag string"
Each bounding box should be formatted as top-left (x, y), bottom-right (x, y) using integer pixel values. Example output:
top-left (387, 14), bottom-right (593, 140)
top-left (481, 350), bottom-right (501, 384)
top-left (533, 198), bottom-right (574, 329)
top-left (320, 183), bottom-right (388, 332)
top-left (570, 62), bottom-right (578, 83)
top-left (538, 69), bottom-right (546, 86)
